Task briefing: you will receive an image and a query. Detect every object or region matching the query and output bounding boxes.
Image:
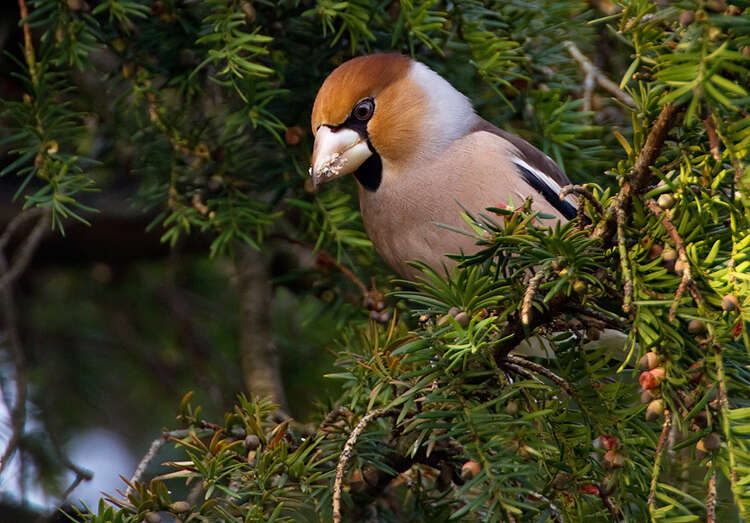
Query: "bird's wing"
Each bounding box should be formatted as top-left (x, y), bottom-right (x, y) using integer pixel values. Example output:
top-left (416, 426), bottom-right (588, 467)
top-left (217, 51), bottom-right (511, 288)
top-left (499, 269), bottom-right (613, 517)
top-left (471, 120), bottom-right (577, 220)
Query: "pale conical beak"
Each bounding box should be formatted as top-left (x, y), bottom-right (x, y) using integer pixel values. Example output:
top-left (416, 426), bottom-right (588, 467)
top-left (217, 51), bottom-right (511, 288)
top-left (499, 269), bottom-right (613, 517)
top-left (309, 126), bottom-right (372, 189)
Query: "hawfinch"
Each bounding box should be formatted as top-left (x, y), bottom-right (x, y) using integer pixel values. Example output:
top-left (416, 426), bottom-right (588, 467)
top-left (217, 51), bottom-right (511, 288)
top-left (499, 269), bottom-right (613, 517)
top-left (310, 54), bottom-right (576, 278)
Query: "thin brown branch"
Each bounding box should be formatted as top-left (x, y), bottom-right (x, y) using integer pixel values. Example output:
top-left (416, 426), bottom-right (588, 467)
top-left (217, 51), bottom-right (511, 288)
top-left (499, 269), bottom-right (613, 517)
top-left (706, 468), bottom-right (716, 523)
top-left (703, 116), bottom-right (721, 161)
top-left (38, 408), bottom-right (93, 501)
top-left (0, 207), bottom-right (46, 252)
top-left (17, 0), bottom-right (37, 84)
top-left (616, 208), bottom-right (633, 314)
top-left (561, 185), bottom-right (605, 215)
top-left (647, 410), bottom-right (672, 509)
top-left (522, 272), bottom-right (545, 325)
top-left (504, 354), bottom-right (573, 397)
top-left (0, 253), bottom-right (25, 476)
top-left (0, 211), bottom-right (51, 293)
top-left (318, 406), bottom-right (353, 433)
top-left (126, 429), bottom-right (191, 496)
top-left (595, 103), bottom-right (681, 244)
top-left (274, 234), bottom-right (368, 296)
top-left (61, 470), bottom-right (90, 501)
top-left (645, 199), bottom-right (696, 321)
top-left (333, 408), bottom-right (387, 523)
top-left (0, 211), bottom-right (49, 475)
top-left (563, 41), bottom-right (635, 108)
top-left (598, 485), bottom-right (622, 521)
top-left (493, 298), bottom-right (566, 361)
top-left (502, 361), bottom-right (543, 385)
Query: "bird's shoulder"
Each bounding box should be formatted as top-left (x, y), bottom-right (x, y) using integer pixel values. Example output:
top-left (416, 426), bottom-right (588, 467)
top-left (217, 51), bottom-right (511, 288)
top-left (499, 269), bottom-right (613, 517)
top-left (468, 119), bottom-right (571, 189)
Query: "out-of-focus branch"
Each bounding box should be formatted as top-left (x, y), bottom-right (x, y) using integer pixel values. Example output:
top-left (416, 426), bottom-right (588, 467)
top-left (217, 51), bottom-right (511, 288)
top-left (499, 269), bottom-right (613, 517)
top-left (563, 41), bottom-right (635, 109)
top-left (234, 244), bottom-right (287, 410)
top-left (0, 210), bottom-right (50, 293)
top-left (17, 0), bottom-right (37, 83)
top-left (0, 252), bottom-right (25, 476)
top-left (125, 429), bottom-right (191, 496)
top-left (0, 209), bottom-right (50, 475)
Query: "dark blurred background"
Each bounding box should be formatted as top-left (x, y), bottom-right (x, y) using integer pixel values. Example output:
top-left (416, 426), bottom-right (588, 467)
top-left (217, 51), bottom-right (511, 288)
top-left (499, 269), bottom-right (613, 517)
top-left (0, 3), bottom-right (352, 517)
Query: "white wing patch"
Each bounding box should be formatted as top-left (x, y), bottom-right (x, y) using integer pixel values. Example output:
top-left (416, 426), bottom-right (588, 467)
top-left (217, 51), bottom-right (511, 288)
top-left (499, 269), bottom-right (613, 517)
top-left (511, 157), bottom-right (577, 208)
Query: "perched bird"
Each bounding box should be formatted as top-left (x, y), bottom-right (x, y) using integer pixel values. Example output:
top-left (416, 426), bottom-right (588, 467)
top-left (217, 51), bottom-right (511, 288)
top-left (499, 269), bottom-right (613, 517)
top-left (310, 54), bottom-right (577, 278)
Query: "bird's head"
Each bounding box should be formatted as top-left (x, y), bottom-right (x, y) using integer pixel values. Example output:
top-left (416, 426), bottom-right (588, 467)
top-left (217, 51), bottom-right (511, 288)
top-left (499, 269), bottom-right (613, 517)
top-left (309, 54), bottom-right (476, 191)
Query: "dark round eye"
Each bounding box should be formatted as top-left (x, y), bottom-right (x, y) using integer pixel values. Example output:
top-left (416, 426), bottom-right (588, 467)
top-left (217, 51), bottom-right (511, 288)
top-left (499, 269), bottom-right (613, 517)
top-left (353, 99), bottom-right (374, 121)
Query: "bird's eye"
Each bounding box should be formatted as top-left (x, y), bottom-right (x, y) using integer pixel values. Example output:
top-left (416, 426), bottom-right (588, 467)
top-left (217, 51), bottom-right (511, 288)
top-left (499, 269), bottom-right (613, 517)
top-left (353, 99), bottom-right (374, 121)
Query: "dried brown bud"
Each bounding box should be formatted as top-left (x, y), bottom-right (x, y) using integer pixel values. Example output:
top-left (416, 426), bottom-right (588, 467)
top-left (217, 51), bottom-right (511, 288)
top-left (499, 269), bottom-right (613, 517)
top-left (692, 410), bottom-right (708, 429)
top-left (285, 126), bottom-right (305, 146)
top-left (461, 460), bottom-right (481, 480)
top-left (454, 311), bottom-right (470, 327)
top-left (244, 434), bottom-right (260, 450)
top-left (144, 512), bottom-right (162, 523)
top-left (679, 10), bottom-right (695, 25)
top-left (722, 294), bottom-right (740, 311)
top-left (448, 306), bottom-right (460, 317)
top-left (552, 471), bottom-right (573, 490)
top-left (726, 5), bottom-right (741, 15)
top-left (638, 352), bottom-right (661, 371)
top-left (362, 464), bottom-right (379, 487)
top-left (641, 389), bottom-right (660, 404)
top-left (657, 193), bottom-right (675, 210)
top-left (701, 432), bottom-right (721, 451)
top-left (169, 501), bottom-right (191, 514)
top-left (603, 449), bottom-right (625, 468)
top-left (674, 258), bottom-right (689, 276)
top-left (645, 399), bottom-right (665, 421)
top-left (240, 0), bottom-right (256, 21)
top-left (504, 400), bottom-right (519, 416)
top-left (662, 247), bottom-right (677, 263)
top-left (648, 244), bottom-right (663, 260)
top-left (687, 319), bottom-right (706, 334)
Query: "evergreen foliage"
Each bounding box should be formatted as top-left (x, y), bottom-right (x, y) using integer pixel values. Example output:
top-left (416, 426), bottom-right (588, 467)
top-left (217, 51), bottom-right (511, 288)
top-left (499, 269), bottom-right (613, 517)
top-left (2, 0), bottom-right (750, 521)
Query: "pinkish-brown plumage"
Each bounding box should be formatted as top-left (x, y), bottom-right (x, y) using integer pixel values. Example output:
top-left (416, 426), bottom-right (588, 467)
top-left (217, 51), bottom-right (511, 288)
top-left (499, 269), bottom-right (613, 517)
top-left (310, 54), bottom-right (576, 278)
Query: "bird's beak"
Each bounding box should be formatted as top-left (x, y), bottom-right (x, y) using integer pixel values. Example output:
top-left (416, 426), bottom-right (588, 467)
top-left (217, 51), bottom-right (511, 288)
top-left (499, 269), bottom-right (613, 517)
top-left (309, 126), bottom-right (372, 189)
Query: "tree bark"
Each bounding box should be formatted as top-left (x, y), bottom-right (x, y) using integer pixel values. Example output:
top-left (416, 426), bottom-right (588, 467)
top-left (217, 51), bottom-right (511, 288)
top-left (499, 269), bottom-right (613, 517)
top-left (233, 244), bottom-right (287, 410)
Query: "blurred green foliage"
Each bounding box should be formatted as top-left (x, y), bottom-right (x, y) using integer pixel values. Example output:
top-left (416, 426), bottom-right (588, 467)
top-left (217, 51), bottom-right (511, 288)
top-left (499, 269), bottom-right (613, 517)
top-left (0, 0), bottom-right (749, 521)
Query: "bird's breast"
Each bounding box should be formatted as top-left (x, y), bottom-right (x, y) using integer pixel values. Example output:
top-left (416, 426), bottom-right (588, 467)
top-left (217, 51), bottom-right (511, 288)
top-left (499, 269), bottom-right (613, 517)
top-left (357, 131), bottom-right (568, 279)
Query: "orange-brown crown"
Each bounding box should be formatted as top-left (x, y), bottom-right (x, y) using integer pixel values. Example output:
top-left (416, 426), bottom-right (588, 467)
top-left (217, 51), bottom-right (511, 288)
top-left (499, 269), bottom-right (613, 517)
top-left (311, 54), bottom-right (411, 132)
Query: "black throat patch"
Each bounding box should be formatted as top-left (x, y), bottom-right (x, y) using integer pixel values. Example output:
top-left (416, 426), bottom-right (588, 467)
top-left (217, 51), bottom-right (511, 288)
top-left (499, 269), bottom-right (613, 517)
top-left (354, 151), bottom-right (382, 191)
top-left (334, 113), bottom-right (382, 192)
